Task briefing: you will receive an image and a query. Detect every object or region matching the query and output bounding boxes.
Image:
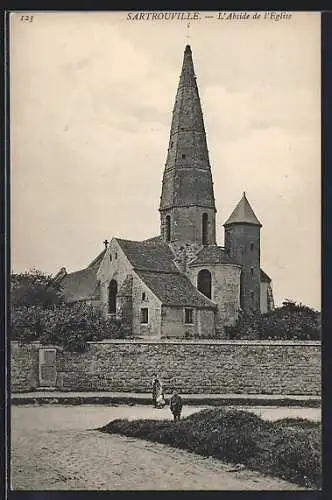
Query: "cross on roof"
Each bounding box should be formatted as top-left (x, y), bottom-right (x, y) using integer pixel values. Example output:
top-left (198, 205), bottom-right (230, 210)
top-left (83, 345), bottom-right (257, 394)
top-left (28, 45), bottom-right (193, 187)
top-left (186, 22), bottom-right (191, 41)
top-left (103, 239), bottom-right (109, 249)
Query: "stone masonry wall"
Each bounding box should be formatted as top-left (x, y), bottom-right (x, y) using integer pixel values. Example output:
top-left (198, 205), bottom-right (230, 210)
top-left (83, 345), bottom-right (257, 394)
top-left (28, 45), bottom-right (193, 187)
top-left (11, 342), bottom-right (40, 392)
top-left (160, 206), bottom-right (216, 246)
top-left (97, 238), bottom-right (133, 316)
top-left (186, 264), bottom-right (241, 335)
top-left (11, 340), bottom-right (321, 395)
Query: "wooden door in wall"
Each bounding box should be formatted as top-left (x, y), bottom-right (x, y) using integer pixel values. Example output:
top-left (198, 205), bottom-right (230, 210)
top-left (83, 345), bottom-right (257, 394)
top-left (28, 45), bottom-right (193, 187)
top-left (39, 348), bottom-right (57, 388)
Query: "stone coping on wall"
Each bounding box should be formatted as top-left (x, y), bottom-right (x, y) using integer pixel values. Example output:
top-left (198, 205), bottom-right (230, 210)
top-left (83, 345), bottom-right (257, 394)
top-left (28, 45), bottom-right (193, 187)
top-left (10, 339), bottom-right (321, 346)
top-left (87, 339), bottom-right (321, 346)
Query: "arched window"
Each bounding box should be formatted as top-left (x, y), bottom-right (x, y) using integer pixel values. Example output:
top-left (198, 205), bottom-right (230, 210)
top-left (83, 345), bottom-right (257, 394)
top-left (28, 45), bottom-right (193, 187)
top-left (166, 215), bottom-right (171, 242)
top-left (202, 213), bottom-right (208, 246)
top-left (197, 269), bottom-right (212, 299)
top-left (108, 279), bottom-right (117, 314)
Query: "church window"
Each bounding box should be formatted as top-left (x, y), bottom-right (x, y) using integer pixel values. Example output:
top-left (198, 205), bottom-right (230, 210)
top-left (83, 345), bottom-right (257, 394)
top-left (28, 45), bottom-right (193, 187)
top-left (182, 153), bottom-right (186, 159)
top-left (166, 215), bottom-right (171, 242)
top-left (184, 308), bottom-right (194, 324)
top-left (142, 292), bottom-right (146, 301)
top-left (108, 279), bottom-right (117, 314)
top-left (141, 308), bottom-right (148, 324)
top-left (115, 252), bottom-right (118, 259)
top-left (197, 269), bottom-right (212, 299)
top-left (250, 267), bottom-right (254, 276)
top-left (109, 254), bottom-right (112, 262)
top-left (202, 213), bottom-right (208, 246)
top-left (250, 243), bottom-right (254, 251)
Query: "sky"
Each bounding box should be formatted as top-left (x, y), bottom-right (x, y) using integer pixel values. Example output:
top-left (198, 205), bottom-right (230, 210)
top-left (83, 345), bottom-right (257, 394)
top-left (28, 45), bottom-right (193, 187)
top-left (10, 11), bottom-right (321, 310)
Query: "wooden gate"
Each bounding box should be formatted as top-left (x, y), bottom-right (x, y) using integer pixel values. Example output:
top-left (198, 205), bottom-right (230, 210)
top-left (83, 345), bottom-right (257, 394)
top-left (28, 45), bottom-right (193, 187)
top-left (39, 348), bottom-right (57, 388)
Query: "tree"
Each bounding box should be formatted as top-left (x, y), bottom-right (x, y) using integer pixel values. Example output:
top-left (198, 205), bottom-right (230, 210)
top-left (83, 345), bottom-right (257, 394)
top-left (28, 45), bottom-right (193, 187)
top-left (10, 269), bottom-right (130, 350)
top-left (226, 300), bottom-right (321, 341)
top-left (10, 268), bottom-right (63, 307)
top-left (11, 302), bottom-right (129, 351)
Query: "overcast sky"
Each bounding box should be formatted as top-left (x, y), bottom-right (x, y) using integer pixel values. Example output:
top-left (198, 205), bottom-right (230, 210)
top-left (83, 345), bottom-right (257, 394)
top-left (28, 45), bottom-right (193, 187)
top-left (10, 11), bottom-right (321, 309)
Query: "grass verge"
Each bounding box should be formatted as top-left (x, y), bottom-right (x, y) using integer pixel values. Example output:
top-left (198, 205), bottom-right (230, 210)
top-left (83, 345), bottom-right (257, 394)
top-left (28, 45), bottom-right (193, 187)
top-left (98, 408), bottom-right (321, 489)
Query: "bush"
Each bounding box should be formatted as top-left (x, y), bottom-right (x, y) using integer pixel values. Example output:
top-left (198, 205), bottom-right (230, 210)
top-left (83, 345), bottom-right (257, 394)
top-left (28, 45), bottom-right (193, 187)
top-left (272, 417), bottom-right (321, 431)
top-left (226, 300), bottom-right (321, 340)
top-left (267, 426), bottom-right (321, 488)
top-left (11, 302), bottom-right (129, 351)
top-left (98, 408), bottom-right (321, 489)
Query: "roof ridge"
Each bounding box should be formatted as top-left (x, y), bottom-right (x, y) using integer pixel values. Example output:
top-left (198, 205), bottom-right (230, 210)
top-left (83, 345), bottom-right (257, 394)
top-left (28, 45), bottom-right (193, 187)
top-left (117, 237), bottom-right (167, 246)
top-left (87, 249), bottom-right (106, 268)
top-left (65, 267), bottom-right (93, 277)
top-left (135, 268), bottom-right (180, 275)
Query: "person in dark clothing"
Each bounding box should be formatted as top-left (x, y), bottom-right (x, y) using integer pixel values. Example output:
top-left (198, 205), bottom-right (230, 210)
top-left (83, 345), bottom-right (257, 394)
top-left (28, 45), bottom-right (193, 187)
top-left (152, 374), bottom-right (161, 408)
top-left (170, 392), bottom-right (183, 421)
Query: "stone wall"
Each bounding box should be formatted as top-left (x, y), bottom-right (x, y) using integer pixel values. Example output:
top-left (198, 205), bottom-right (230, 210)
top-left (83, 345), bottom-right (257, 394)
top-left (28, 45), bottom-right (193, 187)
top-left (97, 238), bottom-right (134, 316)
top-left (160, 206), bottom-right (216, 246)
top-left (260, 281), bottom-right (269, 314)
top-left (187, 263), bottom-right (241, 335)
top-left (11, 342), bottom-right (40, 392)
top-left (132, 273), bottom-right (161, 337)
top-left (161, 307), bottom-right (215, 338)
top-left (225, 223), bottom-right (261, 313)
top-left (11, 340), bottom-right (321, 395)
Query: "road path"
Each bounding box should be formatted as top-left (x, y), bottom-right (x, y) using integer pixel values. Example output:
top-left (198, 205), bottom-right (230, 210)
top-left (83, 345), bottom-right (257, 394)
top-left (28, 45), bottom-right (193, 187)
top-left (11, 405), bottom-right (309, 490)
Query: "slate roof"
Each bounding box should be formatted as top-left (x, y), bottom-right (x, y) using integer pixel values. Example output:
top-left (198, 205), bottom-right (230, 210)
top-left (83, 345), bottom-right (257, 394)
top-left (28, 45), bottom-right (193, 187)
top-left (136, 270), bottom-right (216, 309)
top-left (87, 249), bottom-right (106, 269)
top-left (260, 269), bottom-right (272, 283)
top-left (224, 192), bottom-right (262, 226)
top-left (116, 238), bottom-right (178, 273)
top-left (189, 245), bottom-right (239, 267)
top-left (143, 235), bottom-right (162, 244)
top-left (60, 268), bottom-right (100, 303)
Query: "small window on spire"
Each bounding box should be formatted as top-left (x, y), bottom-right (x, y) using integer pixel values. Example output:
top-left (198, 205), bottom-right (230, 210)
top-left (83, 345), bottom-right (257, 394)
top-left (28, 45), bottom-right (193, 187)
top-left (170, 141), bottom-right (173, 149)
top-left (250, 243), bottom-right (254, 251)
top-left (202, 213), bottom-right (208, 246)
top-left (182, 154), bottom-right (186, 159)
top-left (166, 215), bottom-right (171, 242)
top-left (250, 267), bottom-right (254, 277)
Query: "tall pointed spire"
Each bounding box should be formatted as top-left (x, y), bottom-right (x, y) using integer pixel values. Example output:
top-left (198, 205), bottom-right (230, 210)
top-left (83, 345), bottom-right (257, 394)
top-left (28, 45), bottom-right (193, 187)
top-left (159, 45), bottom-right (216, 245)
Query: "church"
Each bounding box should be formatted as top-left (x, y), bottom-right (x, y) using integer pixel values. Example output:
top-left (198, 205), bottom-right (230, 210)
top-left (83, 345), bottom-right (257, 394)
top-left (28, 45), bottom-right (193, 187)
top-left (54, 44), bottom-right (274, 338)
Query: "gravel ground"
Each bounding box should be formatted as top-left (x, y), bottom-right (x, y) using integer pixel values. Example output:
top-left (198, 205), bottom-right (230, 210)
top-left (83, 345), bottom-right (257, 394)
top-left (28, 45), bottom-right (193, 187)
top-left (10, 405), bottom-right (319, 490)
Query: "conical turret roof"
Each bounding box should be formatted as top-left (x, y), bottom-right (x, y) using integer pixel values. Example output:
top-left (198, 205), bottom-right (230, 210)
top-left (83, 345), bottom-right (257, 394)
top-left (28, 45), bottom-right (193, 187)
top-left (159, 45), bottom-right (216, 211)
top-left (224, 192), bottom-right (262, 227)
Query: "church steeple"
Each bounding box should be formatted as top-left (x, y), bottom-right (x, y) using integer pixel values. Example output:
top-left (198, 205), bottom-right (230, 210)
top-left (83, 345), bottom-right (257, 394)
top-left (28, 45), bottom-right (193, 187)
top-left (159, 45), bottom-right (216, 245)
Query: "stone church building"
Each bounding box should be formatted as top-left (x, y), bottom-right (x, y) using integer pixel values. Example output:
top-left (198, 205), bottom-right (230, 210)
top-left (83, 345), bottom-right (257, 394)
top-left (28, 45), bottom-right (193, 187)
top-left (55, 45), bottom-right (274, 338)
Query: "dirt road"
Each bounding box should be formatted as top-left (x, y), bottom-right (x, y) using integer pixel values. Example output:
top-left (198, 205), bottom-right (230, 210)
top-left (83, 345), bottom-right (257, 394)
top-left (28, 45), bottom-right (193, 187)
top-left (11, 405), bottom-right (308, 490)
